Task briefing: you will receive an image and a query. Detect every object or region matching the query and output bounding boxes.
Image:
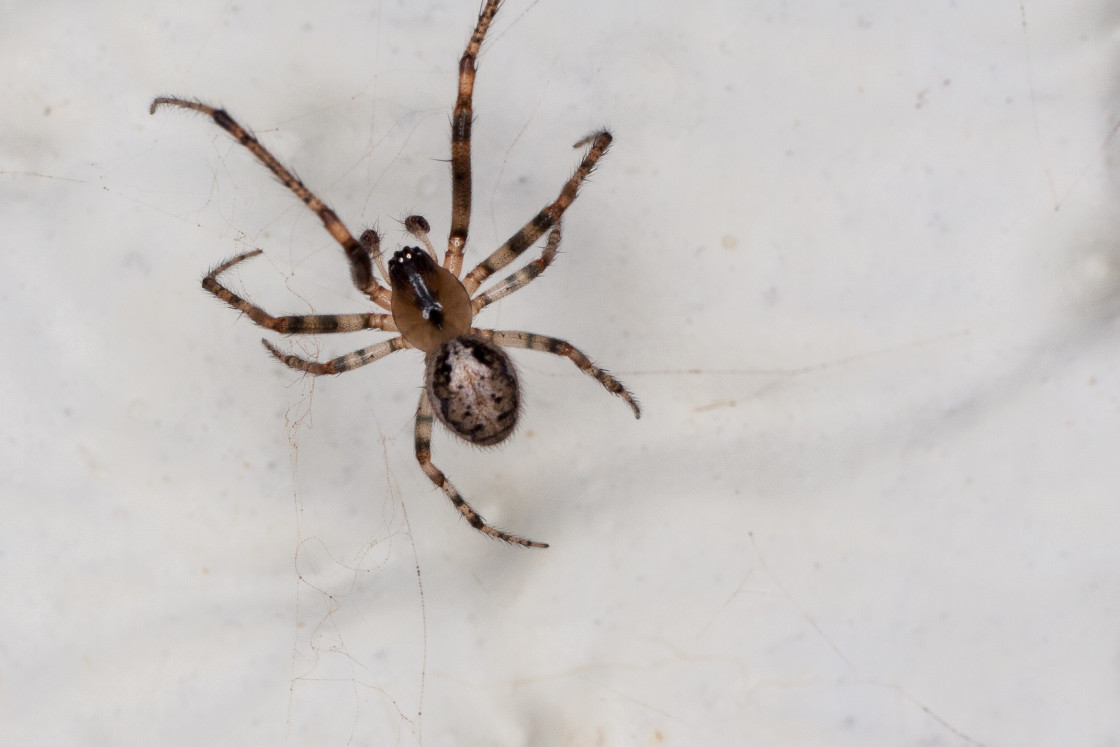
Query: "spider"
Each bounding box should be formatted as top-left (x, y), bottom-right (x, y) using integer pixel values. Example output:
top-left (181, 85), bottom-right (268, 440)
top-left (151, 0), bottom-right (639, 548)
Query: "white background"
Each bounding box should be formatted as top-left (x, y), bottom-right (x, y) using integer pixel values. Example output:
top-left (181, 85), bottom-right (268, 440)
top-left (3, 1), bottom-right (1119, 744)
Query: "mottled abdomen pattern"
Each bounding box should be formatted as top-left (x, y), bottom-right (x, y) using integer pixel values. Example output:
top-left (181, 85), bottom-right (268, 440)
top-left (425, 334), bottom-right (520, 447)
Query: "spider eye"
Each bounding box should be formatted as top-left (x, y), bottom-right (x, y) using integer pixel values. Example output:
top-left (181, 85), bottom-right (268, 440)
top-left (389, 249), bottom-right (441, 316)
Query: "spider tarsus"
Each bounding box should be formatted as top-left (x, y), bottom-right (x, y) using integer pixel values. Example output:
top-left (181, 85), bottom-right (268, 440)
top-left (573, 128), bottom-right (612, 150)
top-left (475, 516), bottom-right (549, 549)
top-left (504, 535), bottom-right (549, 550)
top-left (598, 376), bottom-right (641, 420)
top-left (466, 511), bottom-right (549, 549)
top-left (610, 383), bottom-right (641, 419)
top-left (150, 96), bottom-right (208, 117)
top-left (149, 96), bottom-right (180, 115)
top-left (206, 249), bottom-right (263, 278)
top-left (626, 394), bottom-right (642, 419)
top-left (260, 338), bottom-right (285, 361)
top-left (469, 508), bottom-right (548, 548)
top-left (260, 338), bottom-right (332, 375)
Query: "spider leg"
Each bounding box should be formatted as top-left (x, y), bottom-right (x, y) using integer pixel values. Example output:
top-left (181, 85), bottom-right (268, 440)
top-left (150, 96), bottom-right (394, 310)
top-left (470, 221), bottom-right (560, 314)
top-left (414, 391), bottom-right (548, 548)
top-left (462, 130), bottom-right (612, 295)
top-left (445, 0), bottom-right (503, 278)
top-left (262, 336), bottom-right (409, 375)
top-left (474, 328), bottom-right (641, 418)
top-left (205, 251), bottom-right (396, 334)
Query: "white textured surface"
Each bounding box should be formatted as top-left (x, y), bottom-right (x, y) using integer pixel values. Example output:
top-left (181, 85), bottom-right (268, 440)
top-left (3, 1), bottom-right (1119, 745)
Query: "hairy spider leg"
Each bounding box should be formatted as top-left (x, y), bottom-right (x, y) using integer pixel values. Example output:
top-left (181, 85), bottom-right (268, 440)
top-left (262, 336), bottom-right (410, 376)
top-left (205, 251), bottom-right (397, 334)
top-left (414, 390), bottom-right (548, 548)
top-left (462, 130), bottom-right (612, 294)
top-left (445, 0), bottom-right (504, 278)
top-left (150, 96), bottom-right (393, 310)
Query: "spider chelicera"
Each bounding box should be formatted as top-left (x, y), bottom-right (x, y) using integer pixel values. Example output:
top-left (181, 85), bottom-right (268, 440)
top-left (151, 0), bottom-right (640, 548)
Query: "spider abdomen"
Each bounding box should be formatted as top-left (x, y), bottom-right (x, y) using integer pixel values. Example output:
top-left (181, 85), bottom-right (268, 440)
top-left (425, 334), bottom-right (519, 447)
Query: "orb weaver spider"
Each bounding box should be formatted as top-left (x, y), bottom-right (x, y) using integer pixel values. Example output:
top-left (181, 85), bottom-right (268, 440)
top-left (151, 0), bottom-right (640, 548)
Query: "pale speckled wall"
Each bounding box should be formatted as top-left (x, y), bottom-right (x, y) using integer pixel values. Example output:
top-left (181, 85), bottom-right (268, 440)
top-left (3, 1), bottom-right (1118, 744)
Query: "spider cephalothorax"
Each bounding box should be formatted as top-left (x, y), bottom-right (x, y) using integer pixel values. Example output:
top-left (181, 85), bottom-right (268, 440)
top-left (153, 0), bottom-right (639, 548)
top-left (387, 246), bottom-right (472, 347)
